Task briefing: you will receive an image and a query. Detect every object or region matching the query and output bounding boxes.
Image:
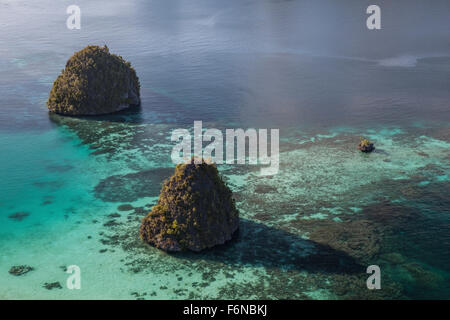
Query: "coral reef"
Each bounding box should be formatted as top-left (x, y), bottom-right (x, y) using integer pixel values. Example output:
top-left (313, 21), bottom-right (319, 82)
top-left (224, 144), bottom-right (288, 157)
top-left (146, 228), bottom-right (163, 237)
top-left (254, 184), bottom-right (278, 194)
top-left (9, 265), bottom-right (34, 276)
top-left (402, 262), bottom-right (443, 289)
top-left (47, 45), bottom-right (140, 115)
top-left (308, 220), bottom-right (381, 264)
top-left (43, 282), bottom-right (63, 290)
top-left (381, 252), bottom-right (407, 265)
top-left (140, 160), bottom-right (239, 252)
top-left (330, 273), bottom-right (404, 299)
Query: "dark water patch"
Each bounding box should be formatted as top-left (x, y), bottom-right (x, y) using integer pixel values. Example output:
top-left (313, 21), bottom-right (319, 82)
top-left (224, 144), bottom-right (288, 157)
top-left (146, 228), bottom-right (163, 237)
top-left (94, 168), bottom-right (173, 202)
top-left (103, 220), bottom-right (121, 228)
top-left (420, 126), bottom-right (450, 142)
top-left (45, 164), bottom-right (75, 173)
top-left (32, 180), bottom-right (64, 190)
top-left (8, 211), bottom-right (30, 221)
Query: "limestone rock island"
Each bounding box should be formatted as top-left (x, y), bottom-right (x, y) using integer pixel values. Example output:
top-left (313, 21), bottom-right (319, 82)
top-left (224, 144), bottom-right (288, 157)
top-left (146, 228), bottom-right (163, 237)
top-left (358, 137), bottom-right (375, 153)
top-left (47, 45), bottom-right (140, 115)
top-left (140, 161), bottom-right (239, 252)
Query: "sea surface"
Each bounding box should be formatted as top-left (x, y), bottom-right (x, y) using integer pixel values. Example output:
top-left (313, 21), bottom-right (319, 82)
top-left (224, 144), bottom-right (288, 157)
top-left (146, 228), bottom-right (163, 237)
top-left (0, 0), bottom-right (449, 299)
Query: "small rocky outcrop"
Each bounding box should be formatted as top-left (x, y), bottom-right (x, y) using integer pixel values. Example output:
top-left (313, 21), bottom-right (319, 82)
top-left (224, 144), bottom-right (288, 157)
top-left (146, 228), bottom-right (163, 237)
top-left (358, 138), bottom-right (375, 153)
top-left (47, 45), bottom-right (140, 115)
top-left (140, 160), bottom-right (239, 252)
top-left (9, 265), bottom-right (34, 276)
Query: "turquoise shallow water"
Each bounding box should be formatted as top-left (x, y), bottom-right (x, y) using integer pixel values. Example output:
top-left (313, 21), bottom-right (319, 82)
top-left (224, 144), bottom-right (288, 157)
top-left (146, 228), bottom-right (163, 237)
top-left (1, 0), bottom-right (450, 299)
top-left (1, 120), bottom-right (449, 299)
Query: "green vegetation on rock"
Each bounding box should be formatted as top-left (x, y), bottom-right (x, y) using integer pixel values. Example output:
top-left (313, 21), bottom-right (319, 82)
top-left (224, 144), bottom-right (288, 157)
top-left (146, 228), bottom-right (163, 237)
top-left (140, 160), bottom-right (240, 252)
top-left (358, 137), bottom-right (375, 153)
top-left (47, 45), bottom-right (140, 115)
top-left (359, 137), bottom-right (372, 147)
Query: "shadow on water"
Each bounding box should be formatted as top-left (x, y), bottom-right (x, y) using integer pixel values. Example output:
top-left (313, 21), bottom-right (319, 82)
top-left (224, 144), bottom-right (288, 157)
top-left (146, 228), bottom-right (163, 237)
top-left (373, 148), bottom-right (389, 155)
top-left (48, 104), bottom-right (144, 126)
top-left (174, 219), bottom-right (364, 275)
top-left (47, 86), bottom-right (197, 129)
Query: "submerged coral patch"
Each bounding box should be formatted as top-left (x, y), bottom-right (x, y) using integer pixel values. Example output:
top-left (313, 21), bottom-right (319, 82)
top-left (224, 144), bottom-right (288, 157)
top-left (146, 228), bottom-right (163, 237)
top-left (9, 265), bottom-right (34, 276)
top-left (308, 219), bottom-right (381, 264)
top-left (8, 211), bottom-right (30, 221)
top-left (254, 184), bottom-right (278, 194)
top-left (94, 168), bottom-right (174, 202)
top-left (43, 282), bottom-right (63, 290)
top-left (117, 204), bottom-right (134, 211)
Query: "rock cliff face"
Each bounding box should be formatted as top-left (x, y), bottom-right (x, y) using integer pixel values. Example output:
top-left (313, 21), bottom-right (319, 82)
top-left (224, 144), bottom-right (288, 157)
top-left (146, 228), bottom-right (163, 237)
top-left (140, 161), bottom-right (239, 252)
top-left (47, 45), bottom-right (140, 115)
